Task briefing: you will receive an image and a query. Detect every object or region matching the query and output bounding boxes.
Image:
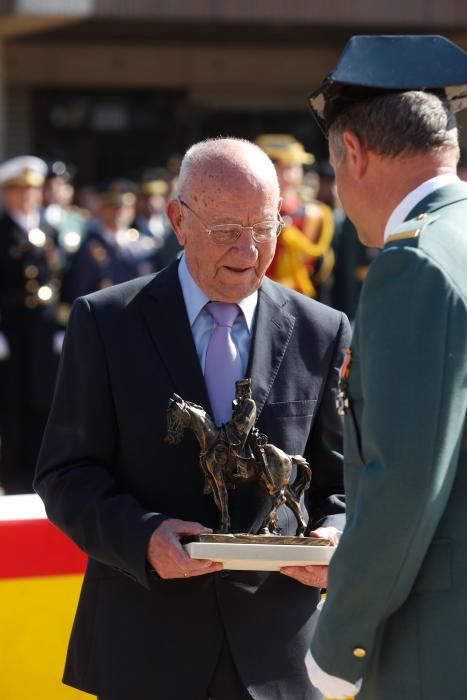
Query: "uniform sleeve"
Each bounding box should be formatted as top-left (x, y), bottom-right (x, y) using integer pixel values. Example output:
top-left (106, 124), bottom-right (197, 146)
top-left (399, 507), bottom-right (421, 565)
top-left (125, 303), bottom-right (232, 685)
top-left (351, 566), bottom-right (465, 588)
top-left (310, 245), bottom-right (467, 681)
top-left (34, 297), bottom-right (166, 588)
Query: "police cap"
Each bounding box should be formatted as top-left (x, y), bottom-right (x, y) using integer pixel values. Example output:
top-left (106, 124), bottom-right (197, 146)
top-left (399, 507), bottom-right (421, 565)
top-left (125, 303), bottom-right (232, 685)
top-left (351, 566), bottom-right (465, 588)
top-left (308, 35), bottom-right (467, 131)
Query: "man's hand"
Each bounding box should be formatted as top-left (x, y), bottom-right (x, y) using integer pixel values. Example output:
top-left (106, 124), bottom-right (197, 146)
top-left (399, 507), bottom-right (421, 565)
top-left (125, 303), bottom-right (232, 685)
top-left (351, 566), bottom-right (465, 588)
top-left (147, 518), bottom-right (223, 579)
top-left (280, 526), bottom-right (342, 587)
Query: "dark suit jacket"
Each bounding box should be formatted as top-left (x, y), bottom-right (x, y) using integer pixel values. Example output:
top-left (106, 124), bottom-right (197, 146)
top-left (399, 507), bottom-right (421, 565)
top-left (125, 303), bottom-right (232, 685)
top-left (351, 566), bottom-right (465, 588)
top-left (310, 182), bottom-right (467, 700)
top-left (35, 259), bottom-right (350, 700)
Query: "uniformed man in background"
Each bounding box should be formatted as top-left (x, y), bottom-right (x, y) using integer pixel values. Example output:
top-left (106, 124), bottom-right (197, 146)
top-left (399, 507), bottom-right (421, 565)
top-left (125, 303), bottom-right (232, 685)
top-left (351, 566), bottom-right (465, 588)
top-left (62, 179), bottom-right (159, 303)
top-left (331, 215), bottom-right (379, 322)
top-left (42, 159), bottom-right (89, 263)
top-left (0, 155), bottom-right (65, 493)
top-left (256, 133), bottom-right (335, 301)
top-left (132, 174), bottom-right (181, 269)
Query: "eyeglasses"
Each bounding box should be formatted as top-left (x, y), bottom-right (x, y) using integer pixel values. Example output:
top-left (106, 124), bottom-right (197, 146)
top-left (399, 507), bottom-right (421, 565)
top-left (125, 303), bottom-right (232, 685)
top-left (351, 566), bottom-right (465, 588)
top-left (178, 197), bottom-right (283, 245)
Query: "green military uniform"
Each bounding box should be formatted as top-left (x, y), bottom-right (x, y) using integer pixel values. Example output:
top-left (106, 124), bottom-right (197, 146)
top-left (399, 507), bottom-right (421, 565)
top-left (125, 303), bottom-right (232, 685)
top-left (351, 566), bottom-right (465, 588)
top-left (310, 181), bottom-right (467, 698)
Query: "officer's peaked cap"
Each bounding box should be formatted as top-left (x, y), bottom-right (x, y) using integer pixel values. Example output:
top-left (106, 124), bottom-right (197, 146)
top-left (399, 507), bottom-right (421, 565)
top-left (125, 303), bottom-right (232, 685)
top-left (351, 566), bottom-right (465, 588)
top-left (0, 155), bottom-right (47, 188)
top-left (308, 35), bottom-right (467, 131)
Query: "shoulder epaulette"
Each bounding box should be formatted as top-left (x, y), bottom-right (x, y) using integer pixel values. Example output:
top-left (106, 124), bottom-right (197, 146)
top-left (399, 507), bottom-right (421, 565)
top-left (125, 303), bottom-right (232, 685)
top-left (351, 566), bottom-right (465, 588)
top-left (385, 212), bottom-right (436, 246)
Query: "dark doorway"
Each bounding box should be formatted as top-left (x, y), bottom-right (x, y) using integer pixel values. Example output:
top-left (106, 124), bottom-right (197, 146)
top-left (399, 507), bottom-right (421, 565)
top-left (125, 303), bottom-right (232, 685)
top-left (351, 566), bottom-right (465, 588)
top-left (33, 88), bottom-right (326, 186)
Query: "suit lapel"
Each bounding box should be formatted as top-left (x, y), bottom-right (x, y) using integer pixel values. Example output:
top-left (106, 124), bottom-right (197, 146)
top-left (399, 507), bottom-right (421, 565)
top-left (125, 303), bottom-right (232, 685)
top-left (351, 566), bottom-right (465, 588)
top-left (247, 279), bottom-right (295, 419)
top-left (141, 261), bottom-right (210, 408)
top-left (142, 267), bottom-right (296, 418)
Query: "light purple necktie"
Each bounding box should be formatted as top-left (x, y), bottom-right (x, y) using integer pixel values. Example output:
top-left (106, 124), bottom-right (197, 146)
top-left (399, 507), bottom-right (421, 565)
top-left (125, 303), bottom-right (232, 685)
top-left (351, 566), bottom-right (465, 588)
top-left (204, 302), bottom-right (242, 426)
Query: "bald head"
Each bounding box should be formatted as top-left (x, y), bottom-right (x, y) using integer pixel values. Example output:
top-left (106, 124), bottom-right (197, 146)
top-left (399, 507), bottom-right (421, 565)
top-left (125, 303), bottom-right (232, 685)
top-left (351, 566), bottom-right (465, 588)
top-left (167, 137), bottom-right (281, 303)
top-left (176, 137), bottom-right (280, 205)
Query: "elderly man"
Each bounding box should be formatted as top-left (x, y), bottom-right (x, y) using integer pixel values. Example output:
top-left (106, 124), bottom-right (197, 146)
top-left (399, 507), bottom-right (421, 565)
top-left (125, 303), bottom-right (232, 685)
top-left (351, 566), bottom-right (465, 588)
top-left (34, 137), bottom-right (350, 700)
top-left (306, 35), bottom-right (467, 700)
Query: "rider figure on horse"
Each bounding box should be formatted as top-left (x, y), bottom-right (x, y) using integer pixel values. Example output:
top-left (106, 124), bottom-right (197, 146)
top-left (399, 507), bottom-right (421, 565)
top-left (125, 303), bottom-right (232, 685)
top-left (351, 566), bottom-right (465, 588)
top-left (224, 379), bottom-right (268, 480)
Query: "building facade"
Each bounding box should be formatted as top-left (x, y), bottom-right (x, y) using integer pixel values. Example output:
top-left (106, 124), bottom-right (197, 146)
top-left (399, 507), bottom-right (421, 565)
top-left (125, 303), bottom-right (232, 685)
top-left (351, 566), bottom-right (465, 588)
top-left (1, 1), bottom-right (467, 182)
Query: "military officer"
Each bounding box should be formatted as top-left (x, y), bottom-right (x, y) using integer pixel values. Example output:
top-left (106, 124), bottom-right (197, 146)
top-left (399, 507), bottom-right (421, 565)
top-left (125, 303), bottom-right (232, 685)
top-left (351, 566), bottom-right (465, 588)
top-left (62, 180), bottom-right (159, 303)
top-left (42, 160), bottom-right (89, 262)
top-left (305, 35), bottom-right (467, 699)
top-left (331, 215), bottom-right (379, 322)
top-left (256, 134), bottom-right (335, 301)
top-left (131, 175), bottom-right (181, 269)
top-left (0, 155), bottom-right (65, 493)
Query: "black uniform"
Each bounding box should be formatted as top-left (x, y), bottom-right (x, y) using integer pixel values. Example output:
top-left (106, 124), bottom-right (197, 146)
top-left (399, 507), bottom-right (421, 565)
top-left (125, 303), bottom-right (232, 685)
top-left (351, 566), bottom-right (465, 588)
top-left (0, 211), bottom-right (63, 493)
top-left (331, 216), bottom-right (379, 321)
top-left (62, 220), bottom-right (159, 302)
top-left (131, 213), bottom-right (181, 269)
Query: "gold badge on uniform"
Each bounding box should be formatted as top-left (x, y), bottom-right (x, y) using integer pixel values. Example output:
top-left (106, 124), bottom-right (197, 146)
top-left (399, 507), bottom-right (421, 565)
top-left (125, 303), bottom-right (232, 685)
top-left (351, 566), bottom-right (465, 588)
top-left (336, 347), bottom-right (352, 416)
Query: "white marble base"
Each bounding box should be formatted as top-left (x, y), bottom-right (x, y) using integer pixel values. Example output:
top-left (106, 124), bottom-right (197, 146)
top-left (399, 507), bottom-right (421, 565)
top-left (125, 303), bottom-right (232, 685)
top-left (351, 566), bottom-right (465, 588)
top-left (184, 541), bottom-right (335, 571)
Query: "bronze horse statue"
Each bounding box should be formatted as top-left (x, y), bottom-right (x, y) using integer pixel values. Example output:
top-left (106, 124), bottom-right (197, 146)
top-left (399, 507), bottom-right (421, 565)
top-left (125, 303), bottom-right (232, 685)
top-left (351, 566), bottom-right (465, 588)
top-left (165, 393), bottom-right (311, 535)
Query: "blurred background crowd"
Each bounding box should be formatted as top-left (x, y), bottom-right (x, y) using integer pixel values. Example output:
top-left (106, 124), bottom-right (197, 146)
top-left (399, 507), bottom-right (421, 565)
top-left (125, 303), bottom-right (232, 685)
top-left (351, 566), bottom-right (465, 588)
top-left (0, 137), bottom-right (377, 496)
top-left (1, 0), bottom-right (467, 496)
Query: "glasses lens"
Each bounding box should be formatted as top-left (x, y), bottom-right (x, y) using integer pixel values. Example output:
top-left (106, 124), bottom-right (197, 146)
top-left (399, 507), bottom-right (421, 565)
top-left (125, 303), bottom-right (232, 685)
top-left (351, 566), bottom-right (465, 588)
top-left (210, 225), bottom-right (243, 244)
top-left (209, 220), bottom-right (282, 244)
top-left (252, 222), bottom-right (278, 242)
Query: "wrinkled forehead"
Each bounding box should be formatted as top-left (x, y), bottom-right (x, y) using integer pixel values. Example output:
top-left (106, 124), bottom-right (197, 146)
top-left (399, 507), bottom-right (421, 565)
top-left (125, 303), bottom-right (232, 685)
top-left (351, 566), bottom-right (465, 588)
top-left (187, 163), bottom-right (278, 208)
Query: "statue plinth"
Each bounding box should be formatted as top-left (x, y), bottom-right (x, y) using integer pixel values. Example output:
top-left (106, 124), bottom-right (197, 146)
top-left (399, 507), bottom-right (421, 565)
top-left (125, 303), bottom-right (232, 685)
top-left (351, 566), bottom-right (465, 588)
top-left (184, 533), bottom-right (335, 571)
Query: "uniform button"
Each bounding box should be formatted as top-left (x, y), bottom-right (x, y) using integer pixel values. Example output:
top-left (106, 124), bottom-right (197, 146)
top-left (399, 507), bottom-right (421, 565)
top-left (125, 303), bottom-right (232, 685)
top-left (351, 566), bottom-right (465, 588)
top-left (415, 213), bottom-right (427, 220)
top-left (24, 295), bottom-right (39, 309)
top-left (126, 228), bottom-right (140, 241)
top-left (37, 285), bottom-right (54, 303)
top-left (353, 647), bottom-right (366, 658)
top-left (28, 228), bottom-right (47, 247)
top-left (25, 280), bottom-right (39, 293)
top-left (24, 264), bottom-right (39, 278)
top-left (63, 231), bottom-right (81, 252)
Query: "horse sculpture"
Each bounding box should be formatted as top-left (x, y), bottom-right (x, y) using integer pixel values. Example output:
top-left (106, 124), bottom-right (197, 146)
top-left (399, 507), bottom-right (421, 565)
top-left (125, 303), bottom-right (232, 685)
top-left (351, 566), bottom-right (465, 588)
top-left (165, 392), bottom-right (311, 536)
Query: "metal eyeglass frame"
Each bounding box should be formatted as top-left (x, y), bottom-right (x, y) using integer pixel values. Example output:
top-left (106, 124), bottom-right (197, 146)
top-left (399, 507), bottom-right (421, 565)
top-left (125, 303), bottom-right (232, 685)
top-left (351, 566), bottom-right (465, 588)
top-left (177, 196), bottom-right (284, 245)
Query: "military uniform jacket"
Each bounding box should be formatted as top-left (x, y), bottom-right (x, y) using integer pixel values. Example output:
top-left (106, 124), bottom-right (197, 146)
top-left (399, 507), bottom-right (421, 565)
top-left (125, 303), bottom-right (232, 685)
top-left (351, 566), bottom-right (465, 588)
top-left (0, 211), bottom-right (62, 409)
top-left (34, 260), bottom-right (350, 700)
top-left (310, 182), bottom-right (467, 700)
top-left (62, 223), bottom-right (157, 302)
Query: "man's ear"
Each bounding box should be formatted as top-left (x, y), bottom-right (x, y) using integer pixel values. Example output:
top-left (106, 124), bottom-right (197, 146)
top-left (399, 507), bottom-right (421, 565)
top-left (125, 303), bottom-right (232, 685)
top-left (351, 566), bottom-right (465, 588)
top-left (166, 199), bottom-right (186, 246)
top-left (342, 131), bottom-right (369, 180)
